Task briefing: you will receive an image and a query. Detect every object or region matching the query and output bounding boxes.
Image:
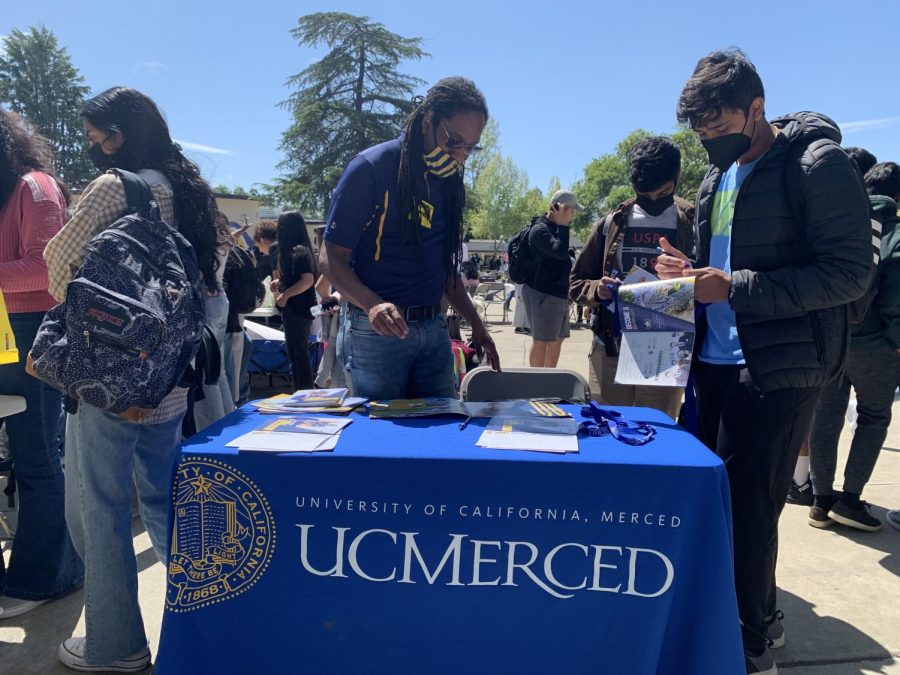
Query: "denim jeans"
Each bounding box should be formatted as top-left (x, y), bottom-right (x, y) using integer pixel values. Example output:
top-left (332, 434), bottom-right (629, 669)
top-left (0, 311), bottom-right (83, 600)
top-left (192, 292), bottom-right (235, 431)
top-left (64, 403), bottom-right (182, 664)
top-left (339, 307), bottom-right (455, 400)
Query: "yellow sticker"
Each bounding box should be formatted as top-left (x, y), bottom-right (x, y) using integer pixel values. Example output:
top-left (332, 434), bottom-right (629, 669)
top-left (419, 200), bottom-right (434, 229)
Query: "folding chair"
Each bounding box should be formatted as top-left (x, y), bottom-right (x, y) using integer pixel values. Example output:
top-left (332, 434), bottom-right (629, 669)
top-left (473, 282), bottom-right (508, 324)
top-left (459, 367), bottom-right (591, 403)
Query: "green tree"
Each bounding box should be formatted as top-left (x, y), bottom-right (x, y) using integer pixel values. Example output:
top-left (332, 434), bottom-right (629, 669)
top-left (212, 183), bottom-right (231, 194)
top-left (278, 12), bottom-right (428, 215)
top-left (0, 26), bottom-right (94, 189)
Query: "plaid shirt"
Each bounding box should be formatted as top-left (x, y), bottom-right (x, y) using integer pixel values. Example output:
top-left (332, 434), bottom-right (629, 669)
top-left (43, 170), bottom-right (187, 424)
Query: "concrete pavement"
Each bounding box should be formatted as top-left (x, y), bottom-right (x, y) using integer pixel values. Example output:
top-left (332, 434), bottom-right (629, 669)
top-left (1, 309), bottom-right (898, 673)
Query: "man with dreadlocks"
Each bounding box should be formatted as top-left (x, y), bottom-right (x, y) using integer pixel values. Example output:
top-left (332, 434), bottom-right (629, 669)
top-left (320, 76), bottom-right (500, 400)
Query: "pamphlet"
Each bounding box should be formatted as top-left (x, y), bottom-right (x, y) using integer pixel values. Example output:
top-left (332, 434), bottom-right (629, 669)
top-left (614, 277), bottom-right (696, 387)
top-left (485, 416), bottom-right (579, 435)
top-left (475, 430), bottom-right (579, 454)
top-left (368, 398), bottom-right (573, 420)
top-left (254, 417), bottom-right (352, 435)
top-left (281, 388), bottom-right (348, 408)
top-left (252, 394), bottom-right (367, 415)
top-left (226, 430), bottom-right (339, 453)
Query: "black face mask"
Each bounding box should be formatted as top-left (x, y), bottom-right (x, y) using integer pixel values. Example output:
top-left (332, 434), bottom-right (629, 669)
top-left (87, 143), bottom-right (115, 171)
top-left (635, 192), bottom-right (675, 217)
top-left (701, 112), bottom-right (756, 171)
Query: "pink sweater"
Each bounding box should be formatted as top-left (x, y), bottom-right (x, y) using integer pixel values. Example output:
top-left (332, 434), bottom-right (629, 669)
top-left (0, 171), bottom-right (66, 313)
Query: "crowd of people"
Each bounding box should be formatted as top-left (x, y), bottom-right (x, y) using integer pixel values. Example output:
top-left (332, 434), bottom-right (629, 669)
top-left (0, 47), bottom-right (897, 675)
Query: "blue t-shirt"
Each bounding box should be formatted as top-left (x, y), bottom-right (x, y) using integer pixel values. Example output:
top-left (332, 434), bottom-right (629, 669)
top-left (323, 138), bottom-right (449, 308)
top-left (699, 156), bottom-right (763, 365)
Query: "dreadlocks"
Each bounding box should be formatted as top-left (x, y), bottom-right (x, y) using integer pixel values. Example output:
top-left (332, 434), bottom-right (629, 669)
top-left (397, 77), bottom-right (488, 286)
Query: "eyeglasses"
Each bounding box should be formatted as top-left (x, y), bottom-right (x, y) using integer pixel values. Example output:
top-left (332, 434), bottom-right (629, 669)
top-left (440, 121), bottom-right (482, 154)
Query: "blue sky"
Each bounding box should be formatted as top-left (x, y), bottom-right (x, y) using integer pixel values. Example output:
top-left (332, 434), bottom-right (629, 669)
top-left (4, 1), bottom-right (900, 202)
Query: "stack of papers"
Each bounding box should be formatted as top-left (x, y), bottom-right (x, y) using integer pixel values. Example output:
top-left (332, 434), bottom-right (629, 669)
top-left (227, 416), bottom-right (352, 453)
top-left (476, 430), bottom-right (579, 454)
top-left (252, 391), bottom-right (368, 415)
top-left (476, 414), bottom-right (580, 454)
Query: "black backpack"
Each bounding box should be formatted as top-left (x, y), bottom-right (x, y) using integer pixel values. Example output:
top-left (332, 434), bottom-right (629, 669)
top-left (785, 140), bottom-right (880, 325)
top-left (30, 170), bottom-right (206, 413)
top-left (224, 245), bottom-right (264, 315)
top-left (507, 217), bottom-right (540, 285)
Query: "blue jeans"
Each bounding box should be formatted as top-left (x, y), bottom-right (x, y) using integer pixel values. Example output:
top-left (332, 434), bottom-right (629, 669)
top-left (64, 404), bottom-right (182, 664)
top-left (192, 293), bottom-right (235, 431)
top-left (0, 311), bottom-right (83, 600)
top-left (339, 307), bottom-right (455, 400)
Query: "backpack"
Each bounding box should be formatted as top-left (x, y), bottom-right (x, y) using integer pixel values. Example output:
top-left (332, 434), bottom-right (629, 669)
top-left (507, 218), bottom-right (540, 285)
top-left (30, 170), bottom-right (206, 413)
top-left (224, 244), bottom-right (264, 314)
top-left (785, 140), bottom-right (880, 325)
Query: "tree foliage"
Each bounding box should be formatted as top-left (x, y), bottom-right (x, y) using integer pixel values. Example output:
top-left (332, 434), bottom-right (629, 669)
top-left (464, 119), bottom-right (547, 242)
top-left (0, 26), bottom-right (94, 189)
top-left (278, 12), bottom-right (427, 215)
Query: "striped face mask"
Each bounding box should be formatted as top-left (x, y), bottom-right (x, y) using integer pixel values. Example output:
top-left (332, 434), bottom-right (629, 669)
top-left (423, 145), bottom-right (461, 178)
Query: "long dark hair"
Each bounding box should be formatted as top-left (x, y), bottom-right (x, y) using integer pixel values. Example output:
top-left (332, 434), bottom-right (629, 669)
top-left (397, 77), bottom-right (488, 285)
top-left (81, 87), bottom-right (218, 290)
top-left (0, 107), bottom-right (70, 209)
top-left (276, 211), bottom-right (317, 284)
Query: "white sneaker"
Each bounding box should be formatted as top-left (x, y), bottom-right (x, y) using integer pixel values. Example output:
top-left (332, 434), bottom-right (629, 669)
top-left (58, 637), bottom-right (151, 672)
top-left (0, 595), bottom-right (47, 619)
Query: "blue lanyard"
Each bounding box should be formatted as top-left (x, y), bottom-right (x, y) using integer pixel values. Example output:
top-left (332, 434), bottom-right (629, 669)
top-left (579, 402), bottom-right (656, 446)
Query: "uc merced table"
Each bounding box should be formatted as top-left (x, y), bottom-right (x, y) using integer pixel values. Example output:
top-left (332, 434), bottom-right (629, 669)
top-left (155, 405), bottom-right (744, 674)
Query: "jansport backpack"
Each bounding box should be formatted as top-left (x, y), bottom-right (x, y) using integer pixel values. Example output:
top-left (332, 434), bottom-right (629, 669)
top-left (30, 170), bottom-right (206, 413)
top-left (224, 244), bottom-right (264, 314)
top-left (507, 217), bottom-right (540, 285)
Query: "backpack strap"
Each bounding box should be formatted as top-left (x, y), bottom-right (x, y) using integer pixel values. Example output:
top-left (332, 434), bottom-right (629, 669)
top-left (109, 169), bottom-right (159, 220)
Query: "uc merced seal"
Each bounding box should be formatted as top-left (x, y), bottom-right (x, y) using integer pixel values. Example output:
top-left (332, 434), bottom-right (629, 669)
top-left (166, 457), bottom-right (276, 612)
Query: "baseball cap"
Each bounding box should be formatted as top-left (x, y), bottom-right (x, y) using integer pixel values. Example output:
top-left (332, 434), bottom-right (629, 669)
top-left (550, 189), bottom-right (584, 211)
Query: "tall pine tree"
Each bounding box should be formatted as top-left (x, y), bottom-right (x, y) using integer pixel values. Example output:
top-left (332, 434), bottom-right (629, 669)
top-left (0, 26), bottom-right (94, 189)
top-left (277, 13), bottom-right (428, 214)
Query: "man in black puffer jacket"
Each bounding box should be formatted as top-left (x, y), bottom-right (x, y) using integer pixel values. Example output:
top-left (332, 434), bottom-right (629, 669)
top-left (657, 50), bottom-right (872, 675)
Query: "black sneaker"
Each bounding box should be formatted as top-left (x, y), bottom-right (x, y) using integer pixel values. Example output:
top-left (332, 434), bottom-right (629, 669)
top-left (765, 610), bottom-right (785, 649)
top-left (745, 646), bottom-right (778, 674)
top-left (786, 478), bottom-right (813, 506)
top-left (830, 499), bottom-right (882, 532)
top-left (808, 505), bottom-right (834, 529)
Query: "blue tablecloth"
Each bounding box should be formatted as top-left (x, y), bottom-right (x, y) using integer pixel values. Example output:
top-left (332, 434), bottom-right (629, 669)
top-left (156, 405), bottom-right (743, 674)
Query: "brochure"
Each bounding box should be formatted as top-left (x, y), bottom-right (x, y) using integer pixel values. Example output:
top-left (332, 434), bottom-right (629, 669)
top-left (485, 416), bottom-right (580, 435)
top-left (226, 431), bottom-right (338, 453)
top-left (475, 430), bottom-right (579, 454)
top-left (368, 399), bottom-right (572, 420)
top-left (254, 417), bottom-right (352, 435)
top-left (281, 388), bottom-right (349, 408)
top-left (614, 277), bottom-right (696, 388)
top-left (252, 394), bottom-right (367, 415)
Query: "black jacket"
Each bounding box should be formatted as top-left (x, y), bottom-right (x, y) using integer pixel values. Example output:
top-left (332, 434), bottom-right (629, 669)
top-left (526, 215), bottom-right (571, 298)
top-left (694, 112), bottom-right (873, 392)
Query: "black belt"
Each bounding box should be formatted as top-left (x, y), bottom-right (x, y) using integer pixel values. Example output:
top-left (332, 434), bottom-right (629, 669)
top-left (350, 303), bottom-right (442, 322)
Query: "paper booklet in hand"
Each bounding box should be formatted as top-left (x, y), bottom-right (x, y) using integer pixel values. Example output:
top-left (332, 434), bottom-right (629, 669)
top-left (614, 276), bottom-right (696, 387)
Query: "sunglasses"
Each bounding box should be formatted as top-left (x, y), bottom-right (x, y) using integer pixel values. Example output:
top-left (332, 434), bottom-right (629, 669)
top-left (440, 121), bottom-right (482, 154)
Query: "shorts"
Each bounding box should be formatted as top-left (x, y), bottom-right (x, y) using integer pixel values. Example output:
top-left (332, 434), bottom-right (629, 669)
top-left (521, 285), bottom-right (570, 342)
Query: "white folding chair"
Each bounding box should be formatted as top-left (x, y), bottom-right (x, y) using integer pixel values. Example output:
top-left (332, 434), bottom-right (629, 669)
top-left (459, 367), bottom-right (590, 403)
top-left (473, 282), bottom-right (508, 324)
